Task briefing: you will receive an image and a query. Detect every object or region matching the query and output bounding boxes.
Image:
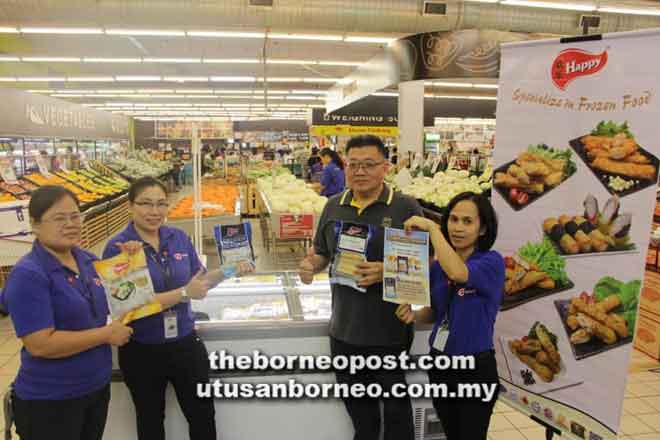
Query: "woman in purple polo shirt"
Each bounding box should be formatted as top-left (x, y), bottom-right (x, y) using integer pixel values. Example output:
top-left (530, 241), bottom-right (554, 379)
top-left (103, 176), bottom-right (252, 440)
top-left (396, 191), bottom-right (504, 440)
top-left (319, 147), bottom-right (346, 197)
top-left (3, 185), bottom-right (133, 440)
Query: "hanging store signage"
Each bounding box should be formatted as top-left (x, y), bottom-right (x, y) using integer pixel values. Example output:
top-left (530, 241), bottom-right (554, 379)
top-left (155, 121), bottom-right (233, 139)
top-left (312, 106), bottom-right (398, 127)
top-left (309, 125), bottom-right (398, 137)
top-left (0, 88), bottom-right (129, 140)
top-left (327, 29), bottom-right (549, 112)
top-left (492, 29), bottom-right (660, 440)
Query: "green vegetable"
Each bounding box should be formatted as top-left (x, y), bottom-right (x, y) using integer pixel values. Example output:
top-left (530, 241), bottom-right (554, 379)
top-left (593, 276), bottom-right (640, 330)
top-left (527, 145), bottom-right (577, 177)
top-left (591, 120), bottom-right (634, 139)
top-left (518, 238), bottom-right (568, 285)
top-left (528, 321), bottom-right (558, 347)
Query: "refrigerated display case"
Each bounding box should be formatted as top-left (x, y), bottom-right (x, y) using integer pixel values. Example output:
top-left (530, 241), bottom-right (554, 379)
top-left (105, 270), bottom-right (439, 440)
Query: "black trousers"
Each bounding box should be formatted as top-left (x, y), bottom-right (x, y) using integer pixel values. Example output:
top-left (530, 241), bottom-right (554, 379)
top-left (428, 349), bottom-right (500, 440)
top-left (330, 337), bottom-right (415, 440)
top-left (118, 332), bottom-right (216, 440)
top-left (12, 384), bottom-right (110, 440)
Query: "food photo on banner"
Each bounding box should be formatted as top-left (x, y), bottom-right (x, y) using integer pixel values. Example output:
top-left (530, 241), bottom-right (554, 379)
top-left (492, 29), bottom-right (660, 440)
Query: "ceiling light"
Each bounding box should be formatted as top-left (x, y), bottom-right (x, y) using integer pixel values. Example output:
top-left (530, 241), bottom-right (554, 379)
top-left (164, 76), bottom-right (209, 82)
top-left (17, 77), bottom-right (64, 82)
top-left (143, 58), bottom-right (201, 63)
top-left (20, 27), bottom-right (103, 34)
top-left (23, 57), bottom-right (81, 62)
top-left (150, 95), bottom-right (185, 99)
top-left (473, 84), bottom-right (499, 89)
top-left (177, 89), bottom-right (213, 93)
top-left (317, 61), bottom-right (363, 66)
top-left (464, 0), bottom-right (499, 3)
top-left (83, 57), bottom-right (142, 63)
top-left (468, 96), bottom-right (498, 100)
top-left (185, 95), bottom-right (217, 99)
top-left (343, 36), bottom-right (396, 44)
top-left (432, 81), bottom-right (472, 88)
top-left (258, 77), bottom-right (302, 82)
top-left (121, 94), bottom-right (151, 98)
top-left (0, 56), bottom-right (19, 62)
top-left (203, 58), bottom-right (259, 64)
top-left (286, 96), bottom-right (318, 100)
top-left (291, 90), bottom-right (328, 95)
top-left (94, 94), bottom-right (119, 97)
top-left (26, 89), bottom-right (53, 93)
top-left (303, 78), bottom-right (340, 83)
top-left (138, 89), bottom-right (174, 94)
top-left (51, 94), bottom-right (86, 97)
top-left (267, 90), bottom-right (290, 94)
top-left (597, 6), bottom-right (660, 16)
top-left (0, 77), bottom-right (16, 82)
top-left (0, 27), bottom-right (19, 33)
top-left (116, 76), bottom-right (162, 81)
top-left (211, 76), bottom-right (256, 82)
top-left (68, 77), bottom-right (115, 82)
top-left (187, 31), bottom-right (265, 38)
top-left (500, 0), bottom-right (596, 12)
top-left (267, 59), bottom-right (316, 65)
top-left (55, 89), bottom-right (90, 93)
top-left (96, 89), bottom-right (133, 93)
top-left (372, 92), bottom-right (399, 97)
top-left (269, 33), bottom-right (343, 41)
top-left (106, 29), bottom-right (186, 36)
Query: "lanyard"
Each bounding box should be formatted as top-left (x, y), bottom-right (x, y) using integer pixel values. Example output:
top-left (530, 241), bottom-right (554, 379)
top-left (145, 245), bottom-right (173, 290)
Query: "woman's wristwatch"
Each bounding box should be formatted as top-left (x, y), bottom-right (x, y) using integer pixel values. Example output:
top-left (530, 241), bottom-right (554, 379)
top-left (180, 287), bottom-right (190, 302)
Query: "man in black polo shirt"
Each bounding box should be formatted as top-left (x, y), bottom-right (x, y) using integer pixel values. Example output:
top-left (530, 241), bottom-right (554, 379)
top-left (299, 135), bottom-right (421, 440)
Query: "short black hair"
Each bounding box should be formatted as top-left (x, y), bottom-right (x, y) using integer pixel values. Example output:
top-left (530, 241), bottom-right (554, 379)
top-left (441, 192), bottom-right (498, 251)
top-left (345, 135), bottom-right (386, 158)
top-left (128, 176), bottom-right (168, 203)
top-left (29, 185), bottom-right (79, 223)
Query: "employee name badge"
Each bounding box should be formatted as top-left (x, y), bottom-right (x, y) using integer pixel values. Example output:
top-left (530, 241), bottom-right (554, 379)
top-left (432, 320), bottom-right (450, 352)
top-left (164, 310), bottom-right (178, 339)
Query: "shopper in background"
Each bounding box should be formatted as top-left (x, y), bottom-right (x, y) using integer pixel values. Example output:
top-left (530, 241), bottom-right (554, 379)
top-left (104, 177), bottom-right (253, 440)
top-left (3, 185), bottom-right (133, 440)
top-left (307, 147), bottom-right (322, 181)
top-left (395, 191), bottom-right (504, 440)
top-left (299, 135), bottom-right (421, 440)
top-left (318, 147), bottom-right (346, 197)
top-left (390, 147), bottom-right (399, 166)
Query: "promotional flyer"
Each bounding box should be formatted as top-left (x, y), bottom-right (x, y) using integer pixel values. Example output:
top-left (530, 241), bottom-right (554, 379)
top-left (382, 227), bottom-right (430, 306)
top-left (492, 29), bottom-right (660, 439)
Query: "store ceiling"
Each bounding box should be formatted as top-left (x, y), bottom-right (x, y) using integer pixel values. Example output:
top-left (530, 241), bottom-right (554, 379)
top-left (0, 0), bottom-right (659, 121)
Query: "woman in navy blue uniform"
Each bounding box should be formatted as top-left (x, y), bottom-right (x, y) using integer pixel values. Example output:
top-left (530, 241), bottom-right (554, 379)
top-left (3, 185), bottom-right (133, 440)
top-left (104, 176), bottom-right (252, 440)
top-left (396, 192), bottom-right (504, 440)
top-left (318, 148), bottom-right (346, 197)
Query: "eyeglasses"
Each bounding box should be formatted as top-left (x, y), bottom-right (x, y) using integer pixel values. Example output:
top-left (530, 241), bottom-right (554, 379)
top-left (346, 161), bottom-right (385, 172)
top-left (134, 201), bottom-right (169, 210)
top-left (43, 212), bottom-right (82, 226)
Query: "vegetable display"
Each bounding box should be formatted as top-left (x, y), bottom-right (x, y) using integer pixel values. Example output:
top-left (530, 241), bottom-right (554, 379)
top-left (398, 167), bottom-right (492, 210)
top-left (257, 174), bottom-right (327, 215)
top-left (168, 184), bottom-right (240, 219)
top-left (105, 150), bottom-right (172, 179)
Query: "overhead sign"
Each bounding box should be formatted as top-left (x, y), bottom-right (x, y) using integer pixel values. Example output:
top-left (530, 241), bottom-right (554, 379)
top-left (0, 88), bottom-right (129, 140)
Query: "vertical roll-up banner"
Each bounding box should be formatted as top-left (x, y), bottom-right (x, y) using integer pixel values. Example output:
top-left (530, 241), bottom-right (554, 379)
top-left (492, 29), bottom-right (660, 440)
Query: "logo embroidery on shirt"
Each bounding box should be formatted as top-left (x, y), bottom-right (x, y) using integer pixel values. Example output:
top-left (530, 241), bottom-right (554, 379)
top-left (173, 253), bottom-right (188, 261)
top-left (93, 278), bottom-right (102, 287)
top-left (457, 288), bottom-right (476, 297)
